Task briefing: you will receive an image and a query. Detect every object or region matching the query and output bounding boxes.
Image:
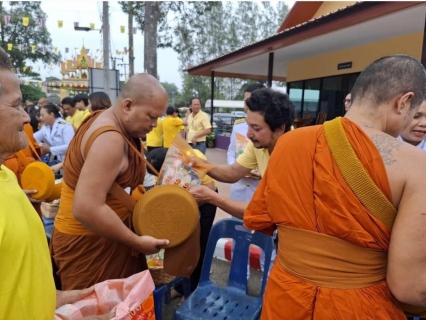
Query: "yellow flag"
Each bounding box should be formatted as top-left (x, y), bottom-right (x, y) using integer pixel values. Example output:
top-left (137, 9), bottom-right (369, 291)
top-left (31, 44), bottom-right (36, 52)
top-left (120, 26), bottom-right (125, 33)
top-left (116, 50), bottom-right (119, 55)
top-left (25, 80), bottom-right (30, 85)
top-left (58, 20), bottom-right (63, 28)
top-left (90, 23), bottom-right (95, 30)
top-left (7, 43), bottom-right (12, 50)
top-left (38, 81), bottom-right (42, 86)
top-left (54, 47), bottom-right (58, 52)
top-left (22, 17), bottom-right (29, 27)
top-left (23, 66), bottom-right (27, 72)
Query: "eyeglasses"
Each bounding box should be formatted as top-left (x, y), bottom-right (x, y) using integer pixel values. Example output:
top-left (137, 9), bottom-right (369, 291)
top-left (344, 99), bottom-right (351, 103)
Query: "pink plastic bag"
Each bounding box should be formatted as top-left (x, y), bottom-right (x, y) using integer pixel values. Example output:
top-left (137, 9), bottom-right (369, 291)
top-left (55, 270), bottom-right (155, 320)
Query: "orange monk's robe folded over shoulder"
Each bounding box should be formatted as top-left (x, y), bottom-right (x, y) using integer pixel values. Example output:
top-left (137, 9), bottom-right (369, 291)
top-left (244, 118), bottom-right (406, 320)
top-left (51, 111), bottom-right (147, 290)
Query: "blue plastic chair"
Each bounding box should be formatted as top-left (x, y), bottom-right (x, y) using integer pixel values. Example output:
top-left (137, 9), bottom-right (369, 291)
top-left (154, 277), bottom-right (191, 320)
top-left (174, 219), bottom-right (274, 320)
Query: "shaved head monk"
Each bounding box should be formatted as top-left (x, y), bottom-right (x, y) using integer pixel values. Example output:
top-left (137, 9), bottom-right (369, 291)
top-left (244, 55), bottom-right (426, 319)
top-left (51, 74), bottom-right (170, 290)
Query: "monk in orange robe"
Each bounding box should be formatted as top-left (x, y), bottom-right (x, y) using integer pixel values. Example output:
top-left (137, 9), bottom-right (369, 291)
top-left (4, 123), bottom-right (41, 184)
top-left (4, 123), bottom-right (43, 217)
top-left (51, 74), bottom-right (169, 290)
top-left (244, 55), bottom-right (426, 319)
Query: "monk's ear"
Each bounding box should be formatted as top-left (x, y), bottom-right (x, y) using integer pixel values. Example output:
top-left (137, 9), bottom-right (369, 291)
top-left (395, 92), bottom-right (414, 115)
top-left (122, 98), bottom-right (133, 115)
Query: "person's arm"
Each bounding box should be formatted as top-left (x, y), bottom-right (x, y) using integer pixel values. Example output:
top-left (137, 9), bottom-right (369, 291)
top-left (207, 161), bottom-right (251, 183)
top-left (189, 185), bottom-right (247, 219)
top-left (192, 128), bottom-right (211, 142)
top-left (73, 131), bottom-right (168, 254)
top-left (227, 126), bottom-right (237, 165)
top-left (387, 151), bottom-right (426, 307)
top-left (50, 125), bottom-right (74, 156)
top-left (33, 126), bottom-right (44, 142)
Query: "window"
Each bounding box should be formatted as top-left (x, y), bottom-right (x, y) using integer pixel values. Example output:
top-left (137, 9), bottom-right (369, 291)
top-left (303, 79), bottom-right (320, 119)
top-left (288, 81), bottom-right (303, 118)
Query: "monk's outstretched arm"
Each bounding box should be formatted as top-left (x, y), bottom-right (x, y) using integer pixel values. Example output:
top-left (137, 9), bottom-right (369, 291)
top-left (189, 185), bottom-right (247, 219)
top-left (387, 150), bottom-right (426, 307)
top-left (73, 131), bottom-right (168, 254)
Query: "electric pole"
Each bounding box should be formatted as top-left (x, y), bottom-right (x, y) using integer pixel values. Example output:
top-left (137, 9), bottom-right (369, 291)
top-left (102, 1), bottom-right (110, 94)
top-left (128, 1), bottom-right (134, 78)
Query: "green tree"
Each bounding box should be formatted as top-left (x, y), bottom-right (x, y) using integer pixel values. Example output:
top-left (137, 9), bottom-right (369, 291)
top-left (0, 1), bottom-right (60, 78)
top-left (120, 1), bottom-right (219, 79)
top-left (161, 81), bottom-right (182, 107)
top-left (20, 83), bottom-right (45, 102)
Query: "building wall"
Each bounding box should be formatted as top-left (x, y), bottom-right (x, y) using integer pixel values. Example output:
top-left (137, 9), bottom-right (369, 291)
top-left (287, 32), bottom-right (424, 82)
top-left (312, 1), bottom-right (356, 19)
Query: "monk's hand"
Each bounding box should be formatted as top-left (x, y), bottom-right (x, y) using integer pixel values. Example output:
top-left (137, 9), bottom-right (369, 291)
top-left (245, 170), bottom-right (261, 180)
top-left (40, 143), bottom-right (51, 155)
top-left (188, 185), bottom-right (213, 206)
top-left (56, 287), bottom-right (95, 309)
top-left (138, 235), bottom-right (170, 255)
top-left (23, 189), bottom-right (42, 203)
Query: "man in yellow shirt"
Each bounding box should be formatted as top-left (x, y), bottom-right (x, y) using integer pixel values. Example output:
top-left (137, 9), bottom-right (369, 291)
top-left (189, 88), bottom-right (295, 218)
top-left (62, 97), bottom-right (85, 130)
top-left (146, 117), bottom-right (163, 151)
top-left (163, 106), bottom-right (187, 148)
top-left (0, 47), bottom-right (111, 320)
top-left (73, 93), bottom-right (91, 119)
top-left (186, 98), bottom-right (212, 154)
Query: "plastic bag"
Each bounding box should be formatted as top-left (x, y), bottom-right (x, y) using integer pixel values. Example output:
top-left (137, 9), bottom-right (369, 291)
top-left (146, 249), bottom-right (165, 268)
top-left (157, 135), bottom-right (214, 189)
top-left (54, 270), bottom-right (155, 320)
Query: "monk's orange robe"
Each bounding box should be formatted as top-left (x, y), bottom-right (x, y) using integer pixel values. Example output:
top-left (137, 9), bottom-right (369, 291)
top-left (244, 118), bottom-right (406, 320)
top-left (51, 111), bottom-right (147, 290)
top-left (4, 123), bottom-right (41, 184)
top-left (4, 124), bottom-right (43, 218)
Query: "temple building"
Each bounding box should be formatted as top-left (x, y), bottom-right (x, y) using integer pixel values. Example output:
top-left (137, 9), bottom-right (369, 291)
top-left (45, 46), bottom-right (102, 99)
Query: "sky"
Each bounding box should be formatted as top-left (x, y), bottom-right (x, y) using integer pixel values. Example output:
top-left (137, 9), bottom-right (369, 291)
top-left (35, 1), bottom-right (296, 90)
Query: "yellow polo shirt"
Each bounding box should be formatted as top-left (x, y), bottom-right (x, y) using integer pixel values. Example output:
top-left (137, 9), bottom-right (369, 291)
top-left (0, 166), bottom-right (56, 319)
top-left (66, 110), bottom-right (85, 129)
top-left (236, 141), bottom-right (270, 177)
top-left (163, 116), bottom-right (184, 148)
top-left (147, 118), bottom-right (163, 147)
top-left (82, 108), bottom-right (90, 120)
top-left (187, 111), bottom-right (212, 143)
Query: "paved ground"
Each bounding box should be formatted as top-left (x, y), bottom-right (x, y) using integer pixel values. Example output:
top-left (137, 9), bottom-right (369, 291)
top-left (162, 148), bottom-right (264, 320)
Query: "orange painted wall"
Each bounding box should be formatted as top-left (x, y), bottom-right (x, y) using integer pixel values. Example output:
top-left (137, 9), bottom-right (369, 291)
top-left (287, 32), bottom-right (424, 82)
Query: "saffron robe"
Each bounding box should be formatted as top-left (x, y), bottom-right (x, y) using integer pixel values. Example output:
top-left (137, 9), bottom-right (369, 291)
top-left (244, 118), bottom-right (406, 320)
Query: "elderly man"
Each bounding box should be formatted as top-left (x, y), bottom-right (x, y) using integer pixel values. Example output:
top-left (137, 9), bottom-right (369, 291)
top-left (244, 55), bottom-right (426, 319)
top-left (51, 74), bottom-right (170, 290)
top-left (0, 48), bottom-right (111, 319)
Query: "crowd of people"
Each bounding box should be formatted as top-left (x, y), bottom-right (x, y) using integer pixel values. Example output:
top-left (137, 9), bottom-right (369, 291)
top-left (1, 46), bottom-right (426, 320)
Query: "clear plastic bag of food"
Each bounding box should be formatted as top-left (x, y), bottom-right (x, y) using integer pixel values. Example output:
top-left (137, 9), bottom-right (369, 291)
top-left (157, 135), bottom-right (214, 189)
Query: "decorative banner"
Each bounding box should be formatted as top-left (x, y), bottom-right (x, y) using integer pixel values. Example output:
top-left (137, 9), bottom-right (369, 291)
top-left (132, 27), bottom-right (137, 34)
top-left (22, 17), bottom-right (29, 26)
top-left (116, 50), bottom-right (119, 55)
top-left (58, 20), bottom-right (63, 28)
top-left (38, 81), bottom-right (42, 86)
top-left (39, 19), bottom-right (46, 28)
top-left (7, 43), bottom-right (12, 51)
top-left (90, 23), bottom-right (95, 30)
top-left (65, 47), bottom-right (69, 53)
top-left (120, 26), bottom-right (125, 33)
top-left (54, 47), bottom-right (58, 52)
top-left (25, 80), bottom-right (30, 85)
top-left (31, 44), bottom-right (36, 52)
top-left (4, 15), bottom-right (10, 25)
top-left (23, 66), bottom-right (27, 72)
top-left (74, 22), bottom-right (79, 28)
top-left (17, 44), bottom-right (22, 51)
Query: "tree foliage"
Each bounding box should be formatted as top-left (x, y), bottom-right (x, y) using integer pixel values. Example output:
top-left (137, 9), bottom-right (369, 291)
top-left (0, 1), bottom-right (60, 78)
top-left (20, 83), bottom-right (46, 102)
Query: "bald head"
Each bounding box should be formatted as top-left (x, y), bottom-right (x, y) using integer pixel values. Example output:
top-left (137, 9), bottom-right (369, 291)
top-left (117, 73), bottom-right (168, 106)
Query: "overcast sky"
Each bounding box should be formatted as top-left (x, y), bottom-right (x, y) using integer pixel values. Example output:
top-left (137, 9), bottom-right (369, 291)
top-left (36, 1), bottom-right (295, 89)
